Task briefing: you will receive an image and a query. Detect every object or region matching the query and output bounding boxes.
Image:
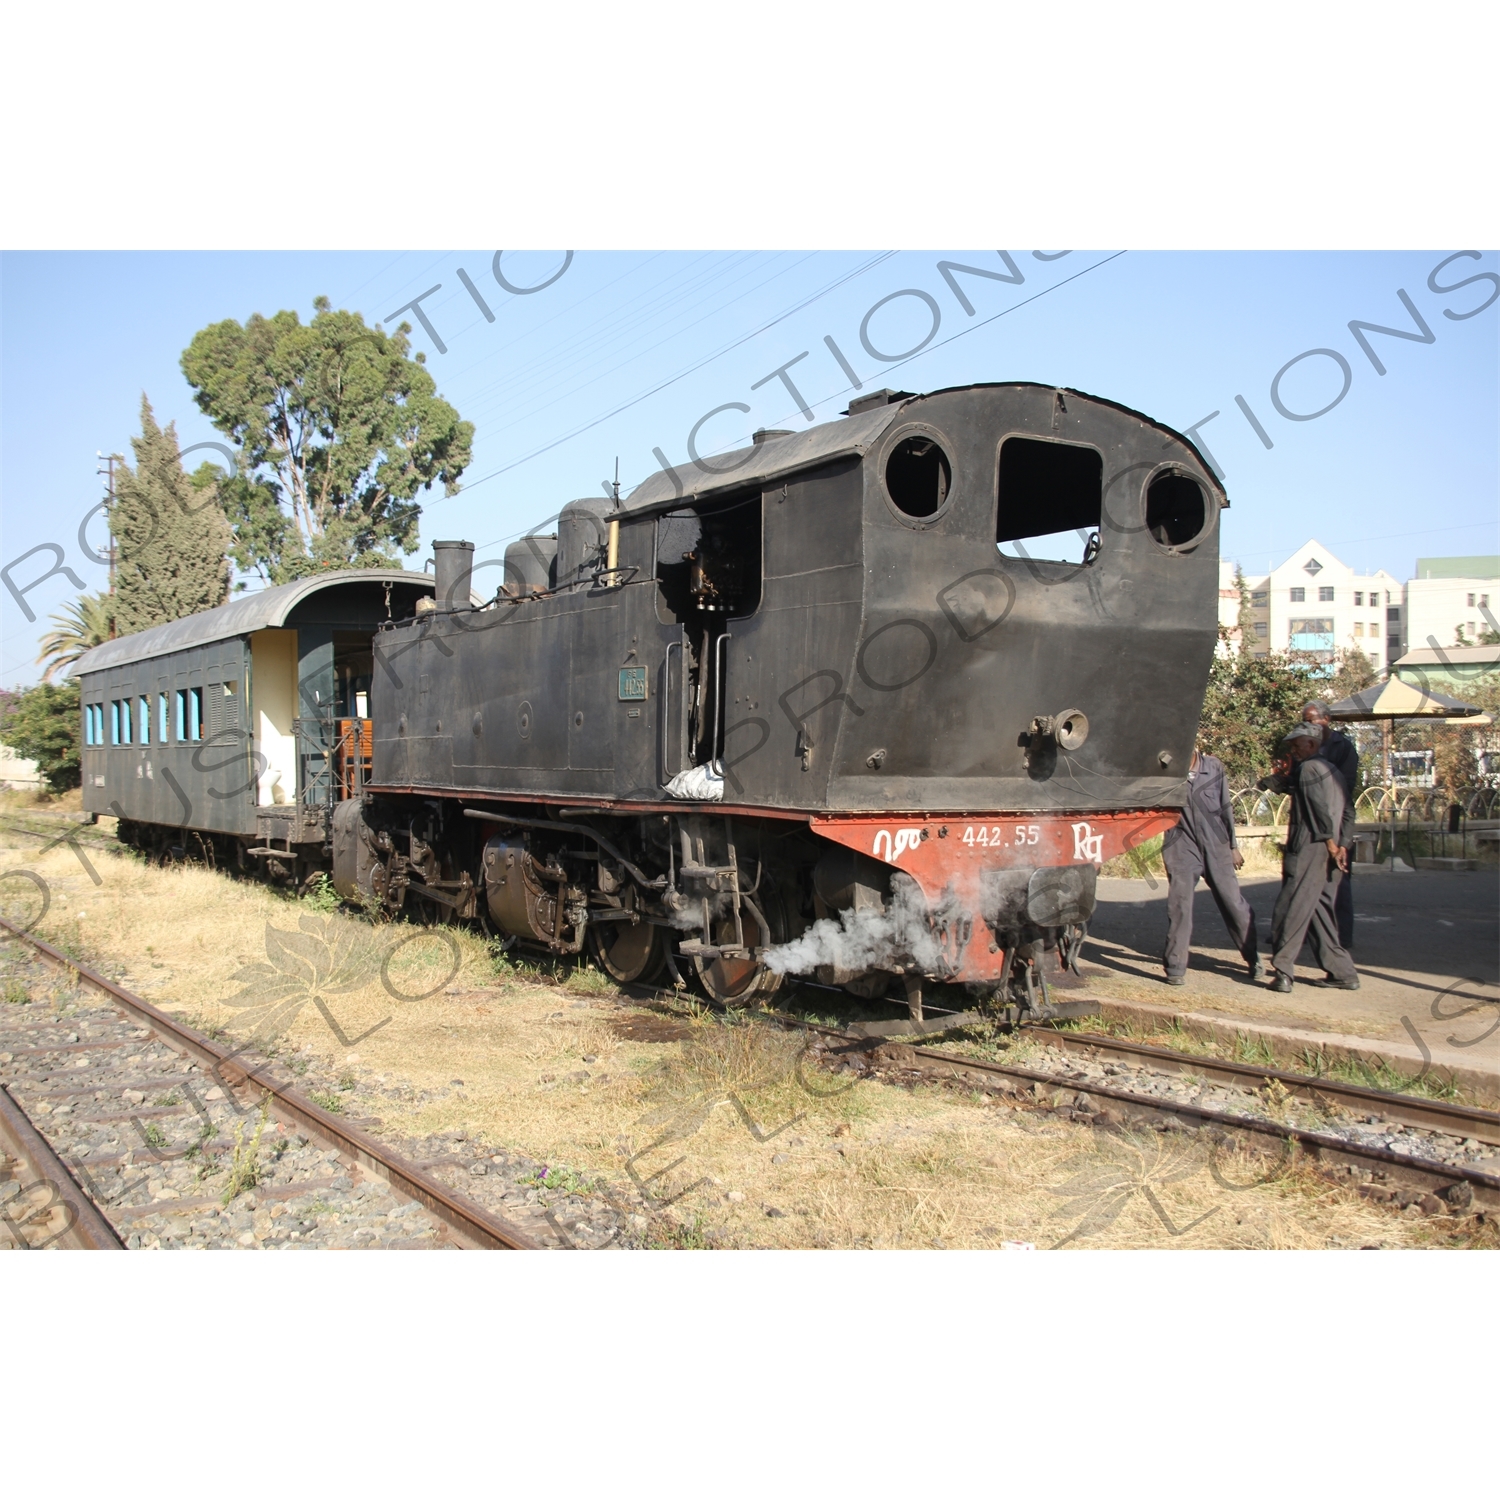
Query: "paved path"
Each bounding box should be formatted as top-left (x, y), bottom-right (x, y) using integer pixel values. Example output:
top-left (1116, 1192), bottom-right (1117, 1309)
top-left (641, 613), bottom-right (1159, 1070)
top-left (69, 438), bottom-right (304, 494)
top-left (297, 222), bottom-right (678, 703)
top-left (1080, 867), bottom-right (1499, 1088)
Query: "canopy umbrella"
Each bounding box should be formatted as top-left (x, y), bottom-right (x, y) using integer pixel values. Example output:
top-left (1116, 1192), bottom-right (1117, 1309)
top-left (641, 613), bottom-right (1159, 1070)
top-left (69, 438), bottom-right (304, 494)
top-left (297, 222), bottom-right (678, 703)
top-left (1325, 679), bottom-right (1491, 867)
top-left (1326, 678), bottom-right (1486, 722)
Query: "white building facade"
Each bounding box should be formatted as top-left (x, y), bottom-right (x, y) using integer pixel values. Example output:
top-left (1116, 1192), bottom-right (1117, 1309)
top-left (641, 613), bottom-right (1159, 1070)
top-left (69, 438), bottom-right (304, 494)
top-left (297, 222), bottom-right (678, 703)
top-left (1237, 540), bottom-right (1402, 674)
top-left (1402, 556), bottom-right (1499, 655)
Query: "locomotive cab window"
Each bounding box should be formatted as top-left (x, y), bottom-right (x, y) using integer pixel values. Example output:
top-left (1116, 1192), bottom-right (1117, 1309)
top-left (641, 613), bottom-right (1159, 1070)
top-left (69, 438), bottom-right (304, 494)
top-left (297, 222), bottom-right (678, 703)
top-left (655, 491), bottom-right (763, 625)
top-left (885, 435), bottom-right (951, 519)
top-left (1145, 472), bottom-right (1207, 551)
top-left (996, 436), bottom-right (1102, 566)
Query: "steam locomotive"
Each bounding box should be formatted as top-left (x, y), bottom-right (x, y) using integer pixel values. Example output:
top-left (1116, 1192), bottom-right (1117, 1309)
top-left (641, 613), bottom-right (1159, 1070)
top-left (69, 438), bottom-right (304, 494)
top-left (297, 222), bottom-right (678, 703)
top-left (79, 382), bottom-right (1224, 1024)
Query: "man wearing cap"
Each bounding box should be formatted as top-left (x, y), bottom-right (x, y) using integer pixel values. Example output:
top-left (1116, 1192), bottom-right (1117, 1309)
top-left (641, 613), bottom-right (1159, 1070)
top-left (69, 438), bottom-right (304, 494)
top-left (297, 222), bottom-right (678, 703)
top-left (1161, 746), bottom-right (1262, 986)
top-left (1302, 699), bottom-right (1359, 950)
top-left (1268, 724), bottom-right (1359, 993)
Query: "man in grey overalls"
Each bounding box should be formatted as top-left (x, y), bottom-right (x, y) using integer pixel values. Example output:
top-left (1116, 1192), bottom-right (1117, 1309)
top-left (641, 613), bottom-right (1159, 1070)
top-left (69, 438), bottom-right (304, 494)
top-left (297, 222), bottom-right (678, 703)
top-left (1268, 724), bottom-right (1359, 993)
top-left (1302, 699), bottom-right (1358, 950)
top-left (1162, 746), bottom-right (1262, 985)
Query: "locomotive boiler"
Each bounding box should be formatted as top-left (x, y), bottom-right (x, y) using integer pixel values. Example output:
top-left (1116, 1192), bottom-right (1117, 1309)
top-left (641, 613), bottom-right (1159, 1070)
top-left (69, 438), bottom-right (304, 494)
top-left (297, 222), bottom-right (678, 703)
top-left (330, 381), bottom-right (1225, 1022)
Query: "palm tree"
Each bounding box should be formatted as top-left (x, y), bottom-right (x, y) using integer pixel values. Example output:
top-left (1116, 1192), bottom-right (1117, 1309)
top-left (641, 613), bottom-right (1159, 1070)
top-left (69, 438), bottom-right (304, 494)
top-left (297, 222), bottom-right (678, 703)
top-left (37, 592), bottom-right (115, 682)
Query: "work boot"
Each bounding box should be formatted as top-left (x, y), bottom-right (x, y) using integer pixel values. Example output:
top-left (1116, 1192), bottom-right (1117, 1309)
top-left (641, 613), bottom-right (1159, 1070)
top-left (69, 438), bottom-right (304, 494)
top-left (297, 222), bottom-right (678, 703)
top-left (1325, 975), bottom-right (1361, 991)
top-left (1250, 959), bottom-right (1268, 983)
top-left (1268, 972), bottom-right (1293, 994)
top-left (1163, 973), bottom-right (1186, 987)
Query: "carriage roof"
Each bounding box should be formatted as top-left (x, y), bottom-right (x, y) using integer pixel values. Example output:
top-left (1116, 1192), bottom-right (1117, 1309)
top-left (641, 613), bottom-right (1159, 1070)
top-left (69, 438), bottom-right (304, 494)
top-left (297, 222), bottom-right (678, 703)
top-left (72, 570), bottom-right (436, 676)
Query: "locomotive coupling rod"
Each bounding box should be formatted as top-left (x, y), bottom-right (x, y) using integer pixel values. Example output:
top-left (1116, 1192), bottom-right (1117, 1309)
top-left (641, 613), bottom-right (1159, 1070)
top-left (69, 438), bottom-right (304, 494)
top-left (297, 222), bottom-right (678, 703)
top-left (462, 809), bottom-right (666, 890)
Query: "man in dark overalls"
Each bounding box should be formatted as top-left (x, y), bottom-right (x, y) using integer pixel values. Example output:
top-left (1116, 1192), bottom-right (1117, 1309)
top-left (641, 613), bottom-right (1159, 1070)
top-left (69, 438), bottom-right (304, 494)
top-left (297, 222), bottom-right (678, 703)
top-left (1269, 724), bottom-right (1359, 993)
top-left (1302, 699), bottom-right (1358, 950)
top-left (1162, 746), bottom-right (1262, 986)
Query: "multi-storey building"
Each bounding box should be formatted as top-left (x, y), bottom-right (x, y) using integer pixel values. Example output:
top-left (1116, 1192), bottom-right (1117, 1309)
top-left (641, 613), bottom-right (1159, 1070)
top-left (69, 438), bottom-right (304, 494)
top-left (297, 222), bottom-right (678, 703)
top-left (1402, 556), bottom-right (1499, 656)
top-left (1237, 540), bottom-right (1402, 674)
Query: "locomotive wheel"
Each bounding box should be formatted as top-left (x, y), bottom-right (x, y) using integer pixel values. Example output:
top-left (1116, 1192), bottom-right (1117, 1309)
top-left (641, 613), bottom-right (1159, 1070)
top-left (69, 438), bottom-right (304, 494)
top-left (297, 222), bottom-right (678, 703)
top-left (691, 881), bottom-right (786, 1006)
top-left (588, 893), bottom-right (664, 985)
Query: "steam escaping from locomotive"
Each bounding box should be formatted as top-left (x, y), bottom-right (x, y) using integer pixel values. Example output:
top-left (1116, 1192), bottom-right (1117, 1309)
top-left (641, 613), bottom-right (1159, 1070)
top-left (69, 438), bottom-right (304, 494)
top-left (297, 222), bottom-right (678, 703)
top-left (762, 878), bottom-right (956, 978)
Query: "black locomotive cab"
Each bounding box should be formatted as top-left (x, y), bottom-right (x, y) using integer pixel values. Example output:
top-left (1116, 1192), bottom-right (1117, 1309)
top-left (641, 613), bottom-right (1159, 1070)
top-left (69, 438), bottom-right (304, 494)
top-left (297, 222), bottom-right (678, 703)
top-left (341, 383), bottom-right (1224, 1022)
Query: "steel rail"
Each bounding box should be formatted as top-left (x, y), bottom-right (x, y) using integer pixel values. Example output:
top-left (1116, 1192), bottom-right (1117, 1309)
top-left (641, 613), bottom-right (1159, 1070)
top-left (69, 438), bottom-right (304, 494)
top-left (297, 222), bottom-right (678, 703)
top-left (603, 949), bottom-right (1500, 1215)
top-left (1021, 1025), bottom-right (1500, 1145)
top-left (684, 990), bottom-right (1500, 1212)
top-left (885, 1039), bottom-right (1500, 1208)
top-left (0, 1082), bottom-right (125, 1249)
top-left (0, 916), bottom-right (540, 1250)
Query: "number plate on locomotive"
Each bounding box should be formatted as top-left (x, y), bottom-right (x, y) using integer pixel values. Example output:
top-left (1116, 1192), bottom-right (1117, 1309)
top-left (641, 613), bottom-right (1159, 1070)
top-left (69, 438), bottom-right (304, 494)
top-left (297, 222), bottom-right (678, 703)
top-left (618, 667), bottom-right (648, 701)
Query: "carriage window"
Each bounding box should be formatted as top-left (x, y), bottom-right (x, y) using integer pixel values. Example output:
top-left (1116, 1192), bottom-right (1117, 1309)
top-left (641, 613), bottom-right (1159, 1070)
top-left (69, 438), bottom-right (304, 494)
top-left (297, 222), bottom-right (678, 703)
top-left (139, 695), bottom-right (151, 744)
top-left (121, 698), bottom-right (133, 744)
top-left (177, 686), bottom-right (203, 741)
top-left (110, 701), bottom-right (120, 745)
top-left (159, 693), bottom-right (169, 742)
top-left (996, 437), bottom-right (1102, 566)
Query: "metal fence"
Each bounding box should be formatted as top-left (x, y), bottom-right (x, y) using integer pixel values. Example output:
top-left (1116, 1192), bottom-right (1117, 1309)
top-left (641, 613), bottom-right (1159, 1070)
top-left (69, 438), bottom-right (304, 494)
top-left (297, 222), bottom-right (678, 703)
top-left (1231, 783), bottom-right (1498, 866)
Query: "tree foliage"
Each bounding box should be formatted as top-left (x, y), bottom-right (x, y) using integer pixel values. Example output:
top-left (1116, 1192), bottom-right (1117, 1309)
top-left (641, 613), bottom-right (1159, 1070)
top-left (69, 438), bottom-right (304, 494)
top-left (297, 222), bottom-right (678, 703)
top-left (0, 680), bottom-right (81, 793)
top-left (113, 398), bottom-right (232, 634)
top-left (1197, 630), bottom-right (1316, 784)
top-left (37, 592), bottom-right (115, 682)
top-left (1234, 564), bottom-right (1254, 656)
top-left (1424, 679), bottom-right (1500, 796)
top-left (181, 299), bottom-right (474, 584)
top-left (1456, 622), bottom-right (1500, 646)
top-left (1321, 647), bottom-right (1379, 704)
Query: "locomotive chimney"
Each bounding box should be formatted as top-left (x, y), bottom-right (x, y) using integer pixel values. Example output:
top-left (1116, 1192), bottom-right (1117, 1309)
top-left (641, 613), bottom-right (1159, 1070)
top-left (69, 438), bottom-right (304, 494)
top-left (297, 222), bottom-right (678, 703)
top-left (432, 540), bottom-right (474, 612)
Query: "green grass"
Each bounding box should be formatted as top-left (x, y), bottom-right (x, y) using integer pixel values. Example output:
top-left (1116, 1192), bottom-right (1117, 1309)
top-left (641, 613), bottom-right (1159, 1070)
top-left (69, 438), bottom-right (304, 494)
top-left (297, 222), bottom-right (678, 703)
top-left (221, 1096), bottom-right (271, 1204)
top-left (3, 978), bottom-right (29, 1005)
top-left (519, 1163), bottom-right (597, 1196)
top-left (300, 874), bottom-right (341, 913)
top-left (307, 1089), bottom-right (344, 1114)
top-left (644, 1214), bottom-right (715, 1250)
top-left (1053, 1015), bottom-right (1468, 1103)
top-left (562, 960), bottom-right (616, 996)
top-left (1294, 1045), bottom-right (1462, 1101)
top-left (1100, 833), bottom-right (1165, 880)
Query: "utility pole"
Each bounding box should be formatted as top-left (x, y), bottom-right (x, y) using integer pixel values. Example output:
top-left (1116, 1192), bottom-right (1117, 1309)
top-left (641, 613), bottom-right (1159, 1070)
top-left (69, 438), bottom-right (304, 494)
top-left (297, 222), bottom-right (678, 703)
top-left (95, 452), bottom-right (121, 637)
top-left (95, 452), bottom-right (119, 590)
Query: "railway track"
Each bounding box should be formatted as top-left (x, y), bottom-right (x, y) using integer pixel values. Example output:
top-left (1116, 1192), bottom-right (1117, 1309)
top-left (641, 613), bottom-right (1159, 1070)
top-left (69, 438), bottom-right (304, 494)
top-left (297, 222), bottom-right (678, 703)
top-left (0, 915), bottom-right (542, 1250)
top-left (588, 964), bottom-right (1493, 1221)
top-left (638, 980), bottom-right (1500, 1216)
top-left (4, 871), bottom-right (1494, 1243)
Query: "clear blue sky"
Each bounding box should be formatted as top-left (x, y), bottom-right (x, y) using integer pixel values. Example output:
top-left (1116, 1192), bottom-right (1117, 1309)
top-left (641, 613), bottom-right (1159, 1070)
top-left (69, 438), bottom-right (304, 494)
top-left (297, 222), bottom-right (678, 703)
top-left (2, 249), bottom-right (1496, 686)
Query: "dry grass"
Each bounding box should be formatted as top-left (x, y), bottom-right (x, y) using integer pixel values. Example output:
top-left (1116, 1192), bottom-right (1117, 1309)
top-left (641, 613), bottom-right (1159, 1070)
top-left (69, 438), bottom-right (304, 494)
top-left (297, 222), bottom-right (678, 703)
top-left (0, 831), bottom-right (1486, 1250)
